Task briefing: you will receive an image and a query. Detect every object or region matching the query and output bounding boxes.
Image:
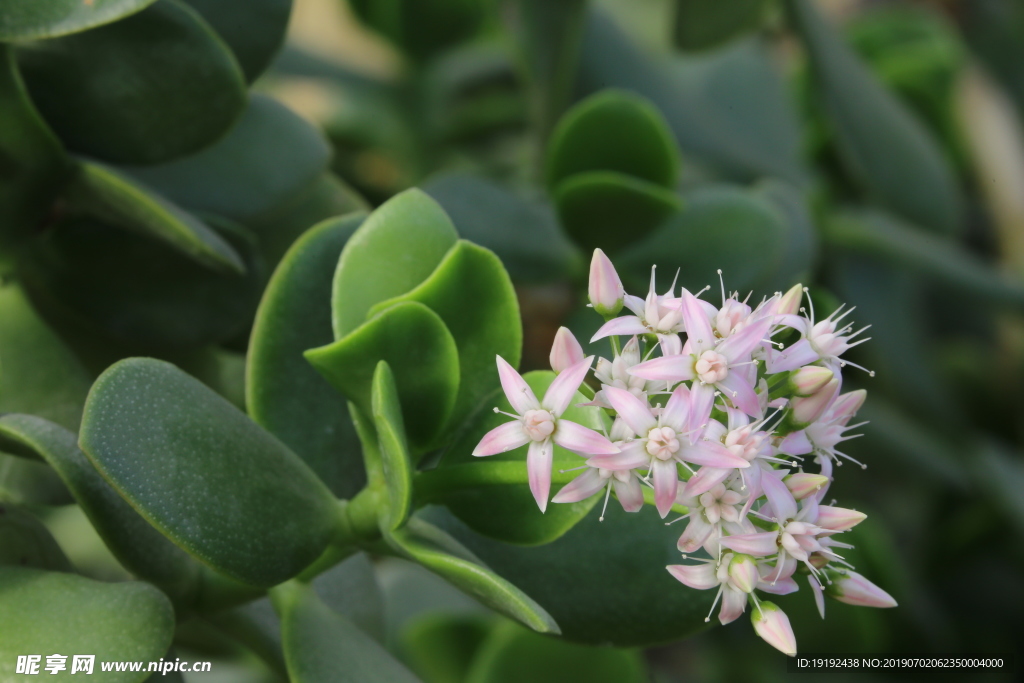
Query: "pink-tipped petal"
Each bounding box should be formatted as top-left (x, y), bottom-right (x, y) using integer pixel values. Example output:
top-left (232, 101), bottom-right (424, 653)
top-left (829, 389), bottom-right (867, 424)
top-left (652, 458), bottom-right (679, 518)
top-left (551, 469), bottom-right (606, 504)
top-left (586, 441), bottom-right (649, 470)
top-left (590, 316), bottom-right (649, 342)
top-left (790, 378), bottom-right (839, 425)
top-left (717, 316), bottom-right (773, 364)
top-left (766, 339), bottom-right (819, 374)
top-left (777, 430), bottom-right (813, 456)
top-left (588, 248), bottom-right (625, 316)
top-left (659, 384), bottom-right (691, 433)
top-left (757, 576), bottom-right (799, 595)
top-left (719, 531), bottom-right (780, 557)
top-left (527, 440), bottom-right (553, 513)
top-left (667, 563), bottom-right (718, 590)
top-left (677, 514), bottom-right (714, 553)
top-left (543, 356), bottom-right (594, 416)
top-left (553, 419), bottom-right (619, 455)
top-left (784, 473), bottom-right (830, 501)
top-left (683, 466), bottom-right (733, 498)
top-left (628, 355), bottom-right (696, 383)
top-left (680, 290), bottom-right (715, 354)
top-left (789, 366), bottom-right (835, 397)
top-left (549, 327), bottom-right (585, 374)
top-left (828, 571), bottom-right (897, 608)
top-left (816, 505), bottom-right (867, 532)
top-left (497, 355), bottom-right (540, 414)
top-left (658, 333), bottom-right (683, 356)
top-left (613, 474), bottom-right (644, 512)
top-left (473, 421), bottom-right (530, 456)
top-left (751, 602), bottom-right (797, 656)
top-left (719, 587), bottom-right (747, 625)
top-left (760, 470), bottom-right (798, 521)
top-left (717, 371), bottom-right (761, 417)
top-left (603, 386), bottom-right (657, 436)
top-left (810, 577), bottom-right (826, 619)
top-left (687, 382), bottom-right (717, 436)
top-left (681, 439), bottom-right (749, 469)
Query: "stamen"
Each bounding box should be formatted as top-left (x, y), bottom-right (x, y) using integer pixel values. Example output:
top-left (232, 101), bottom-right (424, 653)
top-left (717, 269), bottom-right (726, 306)
top-left (599, 483), bottom-right (613, 522)
top-left (705, 585), bottom-right (724, 623)
top-left (558, 465), bottom-right (590, 474)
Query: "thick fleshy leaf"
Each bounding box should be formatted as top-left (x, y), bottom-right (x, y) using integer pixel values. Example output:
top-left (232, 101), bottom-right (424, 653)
top-left (306, 302), bottom-right (460, 451)
top-left (0, 452), bottom-right (71, 506)
top-left (673, 0), bottom-right (767, 52)
top-left (0, 505), bottom-right (72, 572)
top-left (18, 216), bottom-right (263, 348)
top-left (275, 580), bottom-right (420, 683)
top-left (79, 358), bottom-right (338, 587)
top-left (785, 0), bottom-right (962, 235)
top-left (372, 362), bottom-right (414, 532)
top-left (427, 503), bottom-right (712, 646)
top-left (0, 0), bottom-right (157, 40)
top-left (547, 89), bottom-right (679, 190)
top-left (554, 171), bottom-right (683, 254)
top-left (0, 567), bottom-right (174, 683)
top-left (464, 620), bottom-right (649, 683)
top-left (331, 189), bottom-right (459, 339)
top-left (425, 371), bottom-right (607, 546)
top-left (423, 173), bottom-right (580, 284)
top-left (126, 95), bottom-right (330, 223)
top-left (248, 214), bottom-right (368, 498)
top-left (386, 517), bottom-right (559, 634)
top-left (752, 179), bottom-right (818, 293)
top-left (368, 241), bottom-right (521, 430)
top-left (17, 0), bottom-right (246, 165)
top-left (0, 45), bottom-right (69, 262)
top-left (0, 284), bottom-right (91, 431)
top-left (348, 0), bottom-right (486, 61)
top-left (399, 613), bottom-right (494, 683)
top-left (181, 0), bottom-right (292, 82)
top-left (615, 184), bottom-right (788, 296)
top-left (64, 159), bottom-right (244, 273)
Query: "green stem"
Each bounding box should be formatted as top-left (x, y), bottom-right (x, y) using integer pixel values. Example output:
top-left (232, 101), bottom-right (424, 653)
top-left (609, 334), bottom-right (622, 357)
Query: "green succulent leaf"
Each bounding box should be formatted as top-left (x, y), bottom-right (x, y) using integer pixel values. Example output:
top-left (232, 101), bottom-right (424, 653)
top-left (248, 214), bottom-right (368, 499)
top-left (0, 504), bottom-right (72, 572)
top-left (0, 0), bottom-right (157, 40)
top-left (18, 216), bottom-right (263, 348)
top-left (371, 362), bottom-right (414, 532)
top-left (305, 302), bottom-right (460, 452)
top-left (751, 179), bottom-right (819, 292)
top-left (785, 0), bottom-right (962, 235)
top-left (465, 620), bottom-right (649, 683)
top-left (125, 94), bottom-right (331, 224)
top-left (276, 580), bottom-right (420, 683)
top-left (331, 189), bottom-right (459, 339)
top-left (0, 45), bottom-right (69, 262)
top-left (387, 517), bottom-right (559, 635)
top-left (64, 159), bottom-right (244, 274)
top-left (181, 0), bottom-right (292, 82)
top-left (0, 284), bottom-right (91, 431)
top-left (348, 0), bottom-right (486, 61)
top-left (426, 371), bottom-right (604, 546)
top-left (0, 567), bottom-right (174, 683)
top-left (79, 358), bottom-right (339, 588)
top-left (17, 0), bottom-right (246, 165)
top-left (673, 0), bottom-right (768, 52)
top-left (547, 90), bottom-right (680, 190)
top-left (428, 503), bottom-right (711, 646)
top-left (554, 170), bottom-right (683, 254)
top-left (368, 240), bottom-right (522, 434)
top-left (399, 613), bottom-right (495, 683)
top-left (0, 452), bottom-right (72, 506)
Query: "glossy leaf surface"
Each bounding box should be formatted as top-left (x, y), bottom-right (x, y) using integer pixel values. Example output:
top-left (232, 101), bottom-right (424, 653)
top-left (0, 0), bottom-right (156, 40)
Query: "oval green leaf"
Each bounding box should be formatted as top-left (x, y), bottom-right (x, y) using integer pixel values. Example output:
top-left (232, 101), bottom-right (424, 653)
top-left (673, 0), bottom-right (767, 52)
top-left (372, 362), bottom-right (414, 532)
top-left (248, 214), bottom-right (368, 499)
top-left (17, 0), bottom-right (246, 165)
top-left (368, 240), bottom-right (522, 434)
top-left (546, 89), bottom-right (680, 190)
top-left (0, 505), bottom-right (72, 572)
top-left (554, 170), bottom-right (683, 254)
top-left (306, 302), bottom-right (460, 452)
top-left (0, 567), bottom-right (174, 683)
top-left (79, 358), bottom-right (339, 587)
top-left (425, 371), bottom-right (603, 546)
top-left (181, 0), bottom-right (292, 82)
top-left (125, 94), bottom-right (330, 223)
top-left (64, 159), bottom-right (244, 274)
top-left (332, 189), bottom-right (459, 338)
top-left (0, 0), bottom-right (157, 40)
top-left (0, 452), bottom-right (72, 506)
top-left (785, 0), bottom-right (962, 235)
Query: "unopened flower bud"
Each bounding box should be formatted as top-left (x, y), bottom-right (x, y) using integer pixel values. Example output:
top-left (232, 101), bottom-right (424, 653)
top-left (788, 366), bottom-right (834, 397)
top-left (816, 505), bottom-right (867, 532)
top-left (727, 553), bottom-right (759, 594)
top-left (549, 327), bottom-right (585, 374)
top-left (588, 248), bottom-right (624, 317)
top-left (775, 283), bottom-right (803, 317)
top-left (751, 601), bottom-right (797, 656)
top-left (783, 473), bottom-right (829, 500)
top-left (808, 552), bottom-right (830, 570)
top-left (790, 378), bottom-right (839, 426)
top-left (829, 389), bottom-right (867, 425)
top-left (826, 570), bottom-right (897, 608)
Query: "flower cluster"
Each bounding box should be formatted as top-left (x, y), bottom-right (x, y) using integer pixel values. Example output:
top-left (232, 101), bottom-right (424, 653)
top-left (473, 249), bottom-right (896, 655)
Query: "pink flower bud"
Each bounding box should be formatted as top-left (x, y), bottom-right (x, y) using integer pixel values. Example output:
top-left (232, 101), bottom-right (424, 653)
top-left (827, 570), bottom-right (897, 608)
top-left (549, 327), bottom-right (585, 374)
top-left (728, 554), bottom-right (759, 594)
top-left (588, 248), bottom-right (624, 317)
top-left (751, 601), bottom-right (797, 656)
top-left (790, 378), bottom-right (839, 426)
top-left (788, 366), bottom-right (834, 397)
top-left (816, 505), bottom-right (867, 531)
top-left (775, 284), bottom-right (804, 317)
top-left (783, 473), bottom-right (829, 500)
top-left (828, 389), bottom-right (867, 425)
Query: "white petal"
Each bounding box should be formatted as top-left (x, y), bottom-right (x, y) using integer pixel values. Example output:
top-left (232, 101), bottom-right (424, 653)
top-left (719, 587), bottom-right (747, 625)
top-left (717, 316), bottom-right (773, 364)
top-left (497, 355), bottom-right (539, 414)
top-left (719, 531), bottom-right (779, 557)
top-left (551, 469), bottom-right (605, 504)
top-left (472, 421), bottom-right (529, 456)
top-left (680, 290), bottom-right (715, 354)
top-left (766, 339), bottom-right (819, 374)
top-left (553, 420), bottom-right (619, 455)
top-left (677, 514), bottom-right (713, 553)
top-left (761, 470), bottom-right (798, 521)
top-left (717, 371), bottom-right (761, 417)
top-left (613, 474), bottom-right (644, 512)
top-left (527, 440), bottom-right (553, 513)
top-left (667, 563), bottom-right (718, 590)
top-left (659, 383), bottom-right (691, 433)
top-left (590, 316), bottom-right (649, 342)
top-left (542, 356), bottom-right (593, 416)
top-left (652, 458), bottom-right (679, 518)
top-left (603, 386), bottom-right (657, 436)
top-left (628, 355), bottom-right (695, 382)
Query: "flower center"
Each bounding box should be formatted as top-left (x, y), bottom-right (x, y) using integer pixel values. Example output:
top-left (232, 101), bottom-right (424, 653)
top-left (724, 427), bottom-right (763, 461)
top-left (694, 350), bottom-right (729, 384)
top-left (522, 409), bottom-right (555, 441)
top-left (646, 426), bottom-right (680, 460)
